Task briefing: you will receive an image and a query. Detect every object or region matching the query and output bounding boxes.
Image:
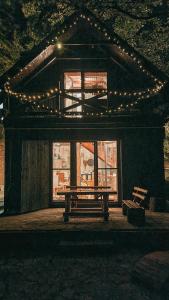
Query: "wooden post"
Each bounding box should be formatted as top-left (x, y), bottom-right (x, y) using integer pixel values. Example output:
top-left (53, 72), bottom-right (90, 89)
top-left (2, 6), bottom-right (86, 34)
top-left (64, 194), bottom-right (70, 222)
top-left (103, 193), bottom-right (109, 221)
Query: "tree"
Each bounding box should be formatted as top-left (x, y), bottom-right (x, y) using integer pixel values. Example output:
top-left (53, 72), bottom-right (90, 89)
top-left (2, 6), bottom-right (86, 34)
top-left (0, 0), bottom-right (168, 76)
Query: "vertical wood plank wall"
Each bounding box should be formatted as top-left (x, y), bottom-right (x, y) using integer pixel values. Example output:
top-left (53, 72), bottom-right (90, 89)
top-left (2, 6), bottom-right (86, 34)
top-left (4, 126), bottom-right (165, 213)
top-left (0, 140), bottom-right (4, 187)
top-left (4, 135), bottom-right (22, 214)
top-left (121, 128), bottom-right (165, 201)
top-left (21, 140), bottom-right (50, 213)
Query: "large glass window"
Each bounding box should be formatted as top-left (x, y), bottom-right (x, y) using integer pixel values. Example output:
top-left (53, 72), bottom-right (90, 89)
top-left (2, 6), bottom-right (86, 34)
top-left (77, 142), bottom-right (94, 187)
top-left (98, 141), bottom-right (118, 200)
top-left (52, 140), bottom-right (118, 202)
top-left (52, 143), bottom-right (70, 200)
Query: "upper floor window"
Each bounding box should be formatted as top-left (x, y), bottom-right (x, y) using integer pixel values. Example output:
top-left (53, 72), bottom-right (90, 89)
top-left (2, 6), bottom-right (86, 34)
top-left (63, 72), bottom-right (107, 116)
top-left (84, 72), bottom-right (107, 89)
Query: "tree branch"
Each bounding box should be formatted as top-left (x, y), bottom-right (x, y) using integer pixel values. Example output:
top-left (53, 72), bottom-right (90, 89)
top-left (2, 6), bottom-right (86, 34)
top-left (114, 4), bottom-right (169, 20)
top-left (84, 2), bottom-right (169, 21)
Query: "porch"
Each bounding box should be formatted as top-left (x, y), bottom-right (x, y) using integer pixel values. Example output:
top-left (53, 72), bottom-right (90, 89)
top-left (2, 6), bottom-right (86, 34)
top-left (0, 208), bottom-right (169, 252)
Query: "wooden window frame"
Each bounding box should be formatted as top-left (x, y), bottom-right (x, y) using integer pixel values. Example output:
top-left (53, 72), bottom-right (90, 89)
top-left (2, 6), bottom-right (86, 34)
top-left (51, 140), bottom-right (121, 204)
top-left (60, 71), bottom-right (108, 115)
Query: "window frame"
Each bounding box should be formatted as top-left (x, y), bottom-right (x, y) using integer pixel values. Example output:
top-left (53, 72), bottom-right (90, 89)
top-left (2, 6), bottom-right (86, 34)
top-left (51, 140), bottom-right (120, 202)
top-left (60, 70), bottom-right (108, 115)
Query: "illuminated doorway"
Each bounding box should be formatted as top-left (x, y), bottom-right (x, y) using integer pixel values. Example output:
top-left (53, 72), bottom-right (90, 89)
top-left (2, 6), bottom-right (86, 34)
top-left (77, 142), bottom-right (95, 187)
top-left (52, 141), bottom-right (118, 201)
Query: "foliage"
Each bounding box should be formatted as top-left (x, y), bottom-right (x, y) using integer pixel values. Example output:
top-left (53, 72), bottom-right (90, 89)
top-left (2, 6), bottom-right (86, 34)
top-left (0, 0), bottom-right (168, 76)
top-left (0, 0), bottom-right (73, 74)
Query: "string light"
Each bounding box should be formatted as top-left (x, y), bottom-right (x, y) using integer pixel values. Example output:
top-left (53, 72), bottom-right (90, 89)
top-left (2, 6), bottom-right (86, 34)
top-left (56, 42), bottom-right (62, 49)
top-left (3, 13), bottom-right (167, 117)
top-left (4, 79), bottom-right (165, 102)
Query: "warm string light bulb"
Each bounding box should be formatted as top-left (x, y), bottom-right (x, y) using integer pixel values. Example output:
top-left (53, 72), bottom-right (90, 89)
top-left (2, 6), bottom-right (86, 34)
top-left (56, 42), bottom-right (62, 49)
top-left (4, 77), bottom-right (164, 101)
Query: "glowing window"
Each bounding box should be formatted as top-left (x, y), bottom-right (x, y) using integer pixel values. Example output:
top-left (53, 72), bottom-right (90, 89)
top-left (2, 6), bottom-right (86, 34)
top-left (84, 72), bottom-right (107, 89)
top-left (64, 72), bottom-right (81, 89)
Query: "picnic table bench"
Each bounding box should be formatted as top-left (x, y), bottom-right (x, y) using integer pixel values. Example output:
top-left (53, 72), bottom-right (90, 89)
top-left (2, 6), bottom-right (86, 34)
top-left (57, 186), bottom-right (116, 222)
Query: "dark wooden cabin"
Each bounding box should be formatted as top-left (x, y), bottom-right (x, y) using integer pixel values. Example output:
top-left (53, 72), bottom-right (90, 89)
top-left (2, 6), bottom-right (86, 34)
top-left (0, 9), bottom-right (168, 214)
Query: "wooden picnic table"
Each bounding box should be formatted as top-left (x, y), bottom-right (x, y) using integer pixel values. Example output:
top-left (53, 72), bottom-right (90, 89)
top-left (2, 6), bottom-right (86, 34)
top-left (57, 187), bottom-right (117, 222)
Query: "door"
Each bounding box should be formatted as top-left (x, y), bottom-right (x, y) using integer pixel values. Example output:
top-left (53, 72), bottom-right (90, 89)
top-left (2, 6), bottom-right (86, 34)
top-left (52, 140), bottom-right (119, 202)
top-left (77, 142), bottom-right (95, 187)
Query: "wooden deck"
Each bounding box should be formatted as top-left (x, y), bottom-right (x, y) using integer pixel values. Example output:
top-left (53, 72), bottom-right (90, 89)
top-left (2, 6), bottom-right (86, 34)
top-left (0, 208), bottom-right (169, 231)
top-left (0, 208), bottom-right (169, 252)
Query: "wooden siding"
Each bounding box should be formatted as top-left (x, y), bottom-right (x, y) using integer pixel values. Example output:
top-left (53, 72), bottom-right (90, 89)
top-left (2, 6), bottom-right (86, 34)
top-left (121, 127), bottom-right (165, 201)
top-left (21, 140), bottom-right (50, 213)
top-left (4, 136), bottom-right (22, 214)
top-left (4, 121), bottom-right (165, 213)
top-left (0, 141), bottom-right (4, 187)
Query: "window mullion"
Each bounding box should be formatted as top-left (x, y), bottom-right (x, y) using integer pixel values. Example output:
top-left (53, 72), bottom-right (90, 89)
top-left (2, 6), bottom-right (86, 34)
top-left (81, 72), bottom-right (85, 112)
top-left (94, 142), bottom-right (98, 186)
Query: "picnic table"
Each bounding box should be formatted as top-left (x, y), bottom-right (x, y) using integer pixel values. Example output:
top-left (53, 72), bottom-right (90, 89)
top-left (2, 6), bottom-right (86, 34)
top-left (57, 186), bottom-right (117, 222)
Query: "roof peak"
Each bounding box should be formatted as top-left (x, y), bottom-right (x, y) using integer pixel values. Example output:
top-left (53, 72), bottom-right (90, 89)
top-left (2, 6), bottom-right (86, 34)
top-left (0, 7), bottom-right (168, 86)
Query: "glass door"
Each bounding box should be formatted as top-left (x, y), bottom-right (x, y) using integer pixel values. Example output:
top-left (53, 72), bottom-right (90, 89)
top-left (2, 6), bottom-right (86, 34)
top-left (52, 140), bottom-right (118, 202)
top-left (76, 142), bottom-right (95, 187)
top-left (98, 141), bottom-right (118, 200)
top-left (52, 142), bottom-right (70, 200)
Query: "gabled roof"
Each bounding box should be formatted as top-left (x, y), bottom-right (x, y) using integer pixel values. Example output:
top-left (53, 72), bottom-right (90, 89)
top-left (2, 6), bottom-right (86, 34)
top-left (1, 7), bottom-right (168, 118)
top-left (1, 7), bottom-right (168, 85)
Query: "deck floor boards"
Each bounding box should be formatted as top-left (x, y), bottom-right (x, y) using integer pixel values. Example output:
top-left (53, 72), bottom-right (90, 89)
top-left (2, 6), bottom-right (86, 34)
top-left (0, 208), bottom-right (169, 231)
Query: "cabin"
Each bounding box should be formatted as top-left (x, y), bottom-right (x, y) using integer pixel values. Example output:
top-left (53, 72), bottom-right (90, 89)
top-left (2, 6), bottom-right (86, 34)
top-left (0, 9), bottom-right (168, 215)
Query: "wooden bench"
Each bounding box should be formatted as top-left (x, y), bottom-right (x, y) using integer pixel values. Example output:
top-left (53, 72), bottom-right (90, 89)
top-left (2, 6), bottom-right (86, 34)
top-left (122, 187), bottom-right (148, 226)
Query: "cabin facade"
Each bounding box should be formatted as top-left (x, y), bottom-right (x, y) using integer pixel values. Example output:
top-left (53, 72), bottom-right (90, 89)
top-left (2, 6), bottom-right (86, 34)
top-left (0, 10), bottom-right (168, 214)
